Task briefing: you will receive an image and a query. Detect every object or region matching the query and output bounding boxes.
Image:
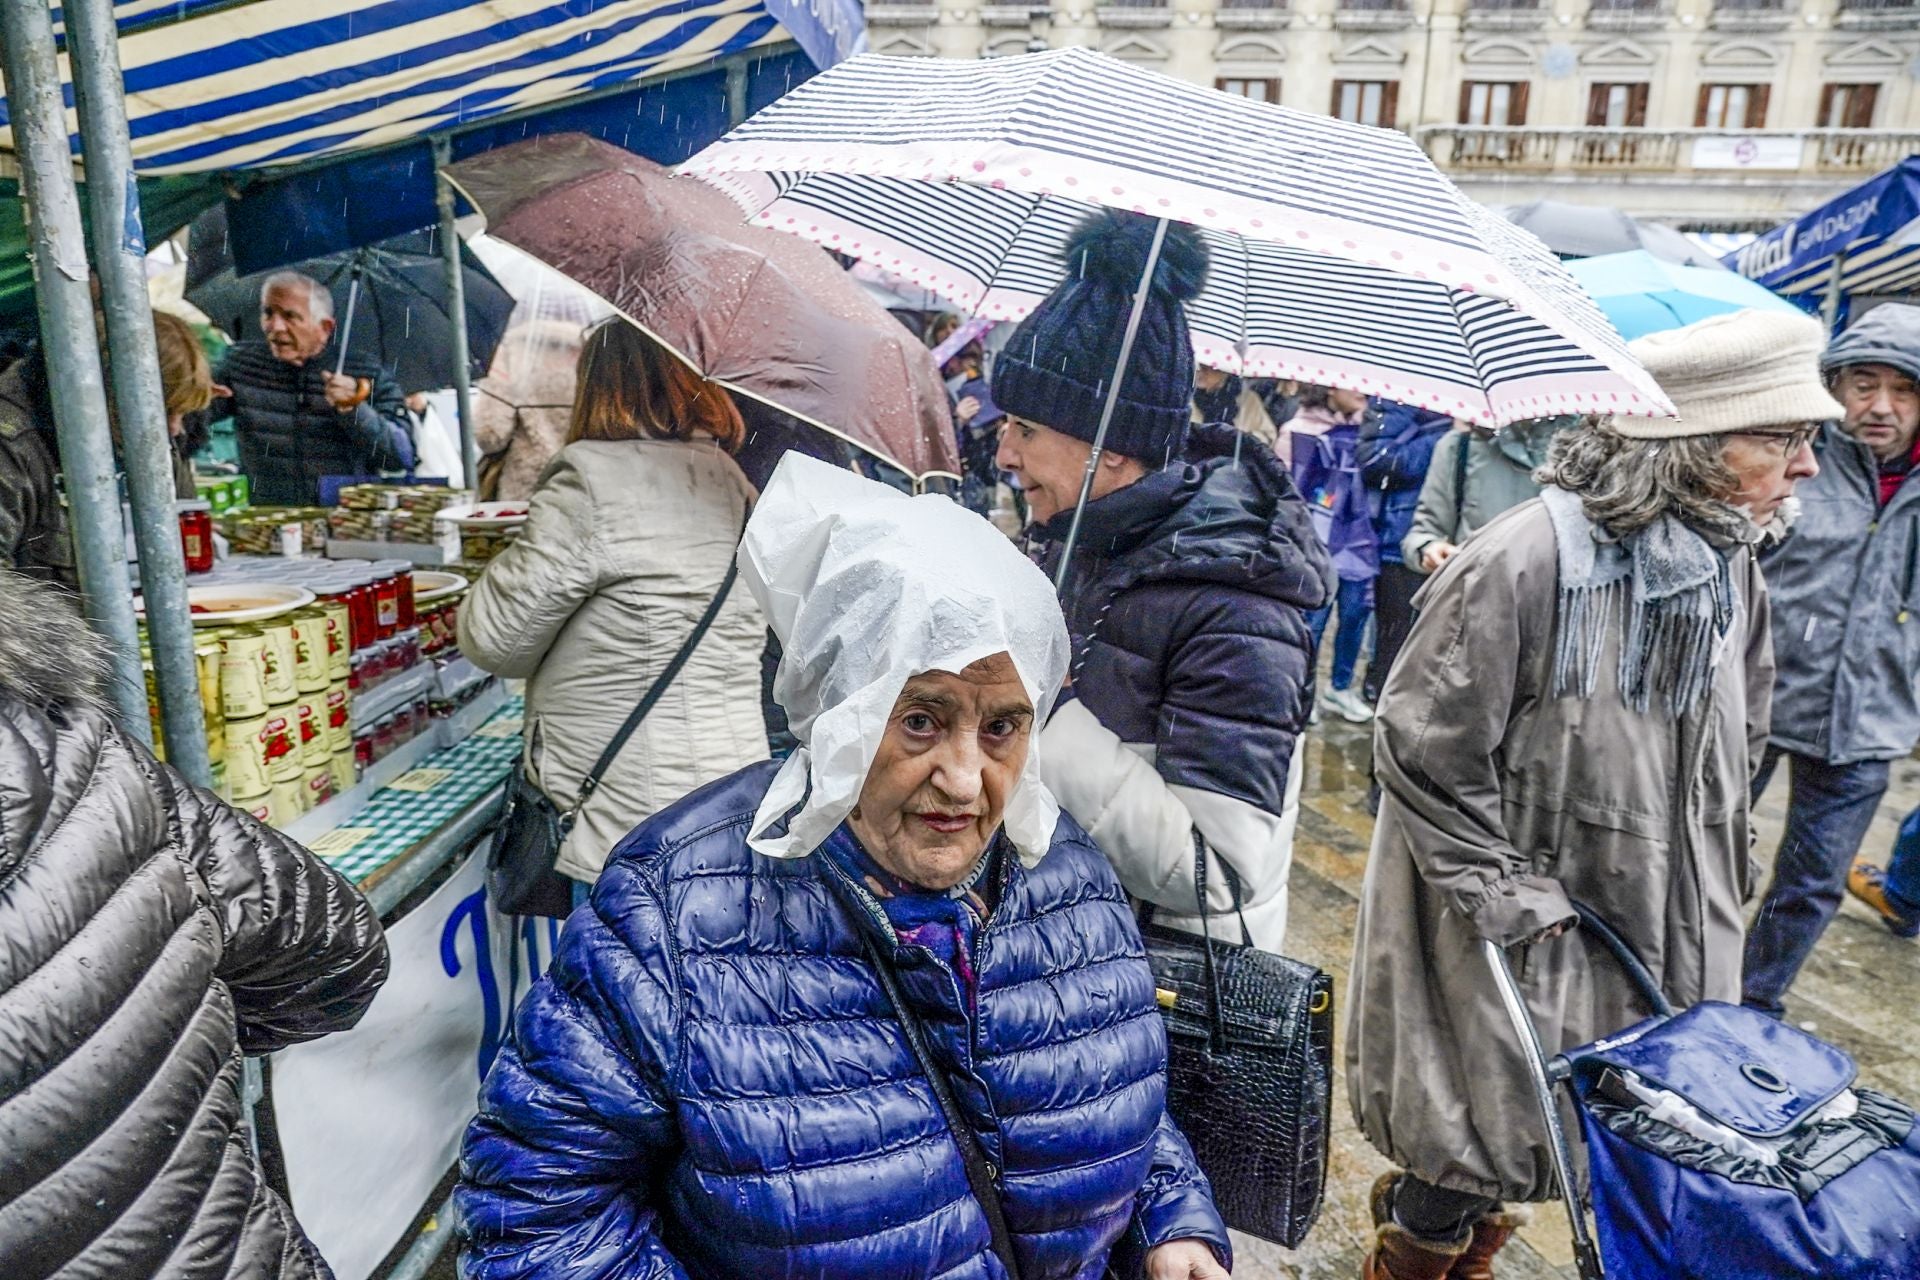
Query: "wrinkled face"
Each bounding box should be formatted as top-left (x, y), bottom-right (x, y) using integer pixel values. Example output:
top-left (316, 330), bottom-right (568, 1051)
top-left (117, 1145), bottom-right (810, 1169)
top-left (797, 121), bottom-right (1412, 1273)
top-left (1328, 387), bottom-right (1370, 417)
top-left (994, 415), bottom-right (1140, 525)
top-left (849, 653), bottom-right (1034, 891)
top-left (260, 283), bottom-right (333, 366)
top-left (1720, 426), bottom-right (1820, 526)
top-left (1837, 363), bottom-right (1920, 463)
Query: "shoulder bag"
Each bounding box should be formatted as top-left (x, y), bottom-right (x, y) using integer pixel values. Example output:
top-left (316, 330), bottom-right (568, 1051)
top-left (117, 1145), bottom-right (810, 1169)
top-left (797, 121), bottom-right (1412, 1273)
top-left (488, 557), bottom-right (740, 917)
top-left (1140, 832), bottom-right (1334, 1248)
top-left (863, 933), bottom-right (1024, 1280)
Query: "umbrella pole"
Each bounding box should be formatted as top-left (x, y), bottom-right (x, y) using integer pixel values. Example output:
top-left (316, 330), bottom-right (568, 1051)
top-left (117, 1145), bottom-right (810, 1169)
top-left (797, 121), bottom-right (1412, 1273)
top-left (334, 265), bottom-right (363, 378)
top-left (434, 138), bottom-right (480, 491)
top-left (1053, 216), bottom-right (1170, 590)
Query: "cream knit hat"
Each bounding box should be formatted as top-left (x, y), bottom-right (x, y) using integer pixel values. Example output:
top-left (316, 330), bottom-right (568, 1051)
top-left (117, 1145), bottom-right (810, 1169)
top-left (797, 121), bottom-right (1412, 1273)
top-left (1610, 309), bottom-right (1845, 440)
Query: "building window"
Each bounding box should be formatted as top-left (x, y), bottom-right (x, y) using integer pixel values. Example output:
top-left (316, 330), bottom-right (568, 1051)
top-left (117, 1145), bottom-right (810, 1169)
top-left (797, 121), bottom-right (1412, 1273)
top-left (1696, 83), bottom-right (1770, 128)
top-left (1332, 79), bottom-right (1398, 127)
top-left (1818, 83), bottom-right (1879, 128)
top-left (1586, 81), bottom-right (1649, 127)
top-left (1459, 80), bottom-right (1530, 125)
top-left (1217, 77), bottom-right (1282, 102)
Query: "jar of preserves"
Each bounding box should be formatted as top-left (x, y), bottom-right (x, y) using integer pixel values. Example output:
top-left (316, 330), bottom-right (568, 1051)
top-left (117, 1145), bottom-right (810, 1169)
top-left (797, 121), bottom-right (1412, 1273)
top-left (177, 500), bottom-right (214, 574)
top-left (372, 564), bottom-right (401, 640)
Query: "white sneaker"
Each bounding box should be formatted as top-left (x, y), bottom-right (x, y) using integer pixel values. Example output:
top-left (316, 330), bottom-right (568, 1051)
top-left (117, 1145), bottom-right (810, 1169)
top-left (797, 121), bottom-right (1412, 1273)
top-left (1322, 686), bottom-right (1374, 724)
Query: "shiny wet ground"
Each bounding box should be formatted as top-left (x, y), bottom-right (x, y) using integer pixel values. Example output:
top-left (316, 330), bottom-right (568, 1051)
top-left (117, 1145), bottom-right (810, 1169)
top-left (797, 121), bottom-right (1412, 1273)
top-left (1235, 712), bottom-right (1920, 1279)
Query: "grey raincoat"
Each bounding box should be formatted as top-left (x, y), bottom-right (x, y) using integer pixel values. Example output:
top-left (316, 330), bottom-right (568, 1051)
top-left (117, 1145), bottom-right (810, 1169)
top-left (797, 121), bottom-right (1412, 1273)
top-left (1347, 498), bottom-right (1773, 1202)
top-left (1400, 418), bottom-right (1569, 569)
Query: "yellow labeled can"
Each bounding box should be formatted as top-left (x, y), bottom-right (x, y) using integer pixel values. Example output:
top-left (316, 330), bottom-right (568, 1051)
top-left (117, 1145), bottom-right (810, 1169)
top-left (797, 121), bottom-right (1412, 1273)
top-left (294, 692), bottom-right (331, 767)
top-left (328, 748), bottom-right (358, 794)
top-left (195, 639), bottom-right (225, 766)
top-left (260, 618), bottom-right (298, 705)
top-left (224, 715), bottom-right (273, 798)
top-left (290, 608), bottom-right (332, 693)
top-left (234, 791), bottom-right (273, 825)
top-left (323, 682), bottom-right (353, 754)
top-left (141, 652), bottom-right (165, 762)
top-left (302, 761), bottom-right (335, 812)
top-left (319, 599), bottom-right (352, 681)
top-left (261, 709), bottom-right (302, 782)
top-left (219, 626), bottom-right (271, 719)
top-left (268, 775), bottom-right (307, 825)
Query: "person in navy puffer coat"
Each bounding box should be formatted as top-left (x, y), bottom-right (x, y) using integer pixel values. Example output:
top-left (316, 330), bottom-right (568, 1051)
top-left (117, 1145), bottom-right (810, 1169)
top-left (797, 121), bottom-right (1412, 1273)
top-left (457, 453), bottom-right (1232, 1280)
top-left (1356, 402), bottom-right (1451, 705)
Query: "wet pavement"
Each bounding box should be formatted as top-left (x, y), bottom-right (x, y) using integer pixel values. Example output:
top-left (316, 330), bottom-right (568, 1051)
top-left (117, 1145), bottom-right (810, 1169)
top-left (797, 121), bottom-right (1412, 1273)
top-left (1232, 710), bottom-right (1920, 1279)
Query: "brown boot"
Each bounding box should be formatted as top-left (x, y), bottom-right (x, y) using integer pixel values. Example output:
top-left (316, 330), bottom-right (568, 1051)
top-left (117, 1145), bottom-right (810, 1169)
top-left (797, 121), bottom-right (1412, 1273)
top-left (1362, 1174), bottom-right (1471, 1280)
top-left (1447, 1206), bottom-right (1531, 1280)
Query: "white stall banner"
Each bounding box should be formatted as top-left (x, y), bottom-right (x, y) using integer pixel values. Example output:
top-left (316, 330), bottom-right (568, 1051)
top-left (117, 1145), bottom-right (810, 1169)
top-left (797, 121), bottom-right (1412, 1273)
top-left (271, 847), bottom-right (561, 1280)
top-left (1691, 135), bottom-right (1802, 171)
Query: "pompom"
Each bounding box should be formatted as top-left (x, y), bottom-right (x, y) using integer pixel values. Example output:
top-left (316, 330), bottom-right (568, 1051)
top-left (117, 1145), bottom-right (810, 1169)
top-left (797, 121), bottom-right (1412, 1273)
top-left (1062, 209), bottom-right (1208, 304)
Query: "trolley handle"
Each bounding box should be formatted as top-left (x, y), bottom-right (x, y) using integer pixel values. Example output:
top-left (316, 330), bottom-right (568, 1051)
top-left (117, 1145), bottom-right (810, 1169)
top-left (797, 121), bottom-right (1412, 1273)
top-left (1570, 902), bottom-right (1674, 1019)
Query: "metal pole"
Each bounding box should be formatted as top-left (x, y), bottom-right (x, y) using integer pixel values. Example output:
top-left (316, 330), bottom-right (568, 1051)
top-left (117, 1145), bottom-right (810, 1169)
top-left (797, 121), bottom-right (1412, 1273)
top-left (1822, 250), bottom-right (1848, 334)
top-left (384, 1192), bottom-right (464, 1280)
top-left (0, 0), bottom-right (147, 733)
top-left (1053, 216), bottom-right (1169, 590)
top-left (433, 138), bottom-right (479, 490)
top-left (65, 0), bottom-right (211, 784)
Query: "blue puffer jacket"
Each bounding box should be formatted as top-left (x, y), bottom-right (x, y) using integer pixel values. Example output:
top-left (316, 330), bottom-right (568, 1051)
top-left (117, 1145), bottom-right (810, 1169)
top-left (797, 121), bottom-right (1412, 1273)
top-left (1358, 403), bottom-right (1451, 566)
top-left (457, 762), bottom-right (1230, 1280)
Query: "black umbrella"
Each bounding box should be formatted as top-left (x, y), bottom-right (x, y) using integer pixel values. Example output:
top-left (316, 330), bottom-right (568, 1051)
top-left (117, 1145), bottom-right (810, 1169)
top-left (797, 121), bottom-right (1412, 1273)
top-left (185, 205), bottom-right (516, 395)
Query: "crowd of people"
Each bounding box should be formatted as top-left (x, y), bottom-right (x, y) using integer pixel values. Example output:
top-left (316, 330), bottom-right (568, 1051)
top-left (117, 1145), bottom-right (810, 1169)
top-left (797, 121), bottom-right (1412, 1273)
top-left (4, 203), bottom-right (1919, 1280)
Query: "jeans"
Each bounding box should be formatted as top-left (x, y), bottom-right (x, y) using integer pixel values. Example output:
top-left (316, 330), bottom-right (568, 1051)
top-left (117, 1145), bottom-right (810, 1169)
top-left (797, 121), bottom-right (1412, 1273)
top-left (1741, 747), bottom-right (1892, 1015)
top-left (1391, 1172), bottom-right (1497, 1243)
top-left (571, 877), bottom-right (593, 911)
top-left (1308, 575), bottom-right (1374, 692)
top-left (1883, 807), bottom-right (1920, 919)
top-left (1364, 562), bottom-right (1423, 703)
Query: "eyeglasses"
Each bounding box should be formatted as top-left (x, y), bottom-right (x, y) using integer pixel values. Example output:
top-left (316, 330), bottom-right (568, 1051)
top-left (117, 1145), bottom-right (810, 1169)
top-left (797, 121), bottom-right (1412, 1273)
top-left (1735, 426), bottom-right (1818, 457)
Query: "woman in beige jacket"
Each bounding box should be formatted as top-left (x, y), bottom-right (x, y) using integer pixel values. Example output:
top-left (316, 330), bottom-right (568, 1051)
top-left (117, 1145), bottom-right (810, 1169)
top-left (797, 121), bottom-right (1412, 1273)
top-left (459, 321), bottom-right (769, 889)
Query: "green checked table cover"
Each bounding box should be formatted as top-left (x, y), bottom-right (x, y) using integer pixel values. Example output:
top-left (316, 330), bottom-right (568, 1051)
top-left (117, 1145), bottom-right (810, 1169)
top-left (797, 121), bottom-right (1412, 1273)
top-left (309, 696), bottom-right (525, 884)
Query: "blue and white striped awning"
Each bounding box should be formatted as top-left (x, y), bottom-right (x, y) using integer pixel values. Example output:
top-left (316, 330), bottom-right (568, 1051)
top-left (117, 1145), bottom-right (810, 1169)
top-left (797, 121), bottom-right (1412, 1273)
top-left (4, 0), bottom-right (862, 177)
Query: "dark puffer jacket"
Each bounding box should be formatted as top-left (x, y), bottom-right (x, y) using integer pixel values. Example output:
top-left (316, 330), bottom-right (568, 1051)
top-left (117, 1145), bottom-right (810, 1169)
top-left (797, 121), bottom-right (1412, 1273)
top-left (1030, 422), bottom-right (1332, 948)
top-left (213, 340), bottom-right (412, 506)
top-left (1358, 403), bottom-right (1451, 567)
top-left (458, 762), bottom-right (1229, 1279)
top-left (0, 572), bottom-right (389, 1280)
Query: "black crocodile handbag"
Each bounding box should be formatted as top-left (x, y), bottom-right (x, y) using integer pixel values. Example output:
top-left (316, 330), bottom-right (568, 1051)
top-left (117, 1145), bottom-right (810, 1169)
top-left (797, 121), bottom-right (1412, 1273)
top-left (1140, 832), bottom-right (1334, 1249)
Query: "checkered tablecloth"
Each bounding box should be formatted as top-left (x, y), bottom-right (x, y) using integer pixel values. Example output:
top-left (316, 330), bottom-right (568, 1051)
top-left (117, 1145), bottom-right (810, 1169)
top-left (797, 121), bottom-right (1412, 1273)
top-left (312, 696), bottom-right (524, 884)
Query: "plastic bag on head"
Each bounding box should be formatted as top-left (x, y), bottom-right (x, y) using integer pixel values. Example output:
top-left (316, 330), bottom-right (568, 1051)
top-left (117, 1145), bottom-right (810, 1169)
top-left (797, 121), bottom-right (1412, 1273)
top-left (740, 453), bottom-right (1070, 865)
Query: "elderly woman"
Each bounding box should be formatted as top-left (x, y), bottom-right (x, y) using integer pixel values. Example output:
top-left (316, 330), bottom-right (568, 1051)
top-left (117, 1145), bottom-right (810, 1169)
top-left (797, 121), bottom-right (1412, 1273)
top-left (458, 454), bottom-right (1231, 1280)
top-left (1346, 310), bottom-right (1840, 1280)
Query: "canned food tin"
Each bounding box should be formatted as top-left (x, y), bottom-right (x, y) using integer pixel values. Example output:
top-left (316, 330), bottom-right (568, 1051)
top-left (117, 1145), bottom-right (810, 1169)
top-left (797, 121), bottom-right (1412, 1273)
top-left (268, 775), bottom-right (307, 824)
top-left (290, 608), bottom-right (332, 693)
top-left (294, 692), bottom-right (330, 767)
top-left (140, 652), bottom-right (166, 762)
top-left (318, 598), bottom-right (352, 680)
top-left (259, 618), bottom-right (298, 705)
top-left (261, 709), bottom-right (302, 782)
top-left (209, 761), bottom-right (227, 801)
top-left (217, 626), bottom-right (271, 720)
top-left (234, 791), bottom-right (272, 824)
top-left (194, 640), bottom-right (225, 766)
top-left (323, 682), bottom-right (352, 753)
top-left (224, 715), bottom-right (273, 798)
top-left (302, 762), bottom-right (334, 811)
top-left (328, 748), bottom-right (358, 794)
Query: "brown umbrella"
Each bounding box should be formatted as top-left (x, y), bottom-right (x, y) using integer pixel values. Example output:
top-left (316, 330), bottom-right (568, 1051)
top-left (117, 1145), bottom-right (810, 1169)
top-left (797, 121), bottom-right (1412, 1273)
top-left (444, 133), bottom-right (959, 479)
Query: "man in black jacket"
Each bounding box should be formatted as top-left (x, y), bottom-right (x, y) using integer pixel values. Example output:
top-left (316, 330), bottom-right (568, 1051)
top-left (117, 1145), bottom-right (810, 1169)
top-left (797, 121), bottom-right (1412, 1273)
top-left (0, 567), bottom-right (389, 1280)
top-left (212, 271), bottom-right (413, 505)
top-left (993, 211), bottom-right (1332, 952)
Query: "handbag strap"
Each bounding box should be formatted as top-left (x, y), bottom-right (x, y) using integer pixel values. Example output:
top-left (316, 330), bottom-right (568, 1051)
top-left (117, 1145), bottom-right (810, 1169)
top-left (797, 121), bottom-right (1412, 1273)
top-left (1451, 429), bottom-right (1471, 527)
top-left (862, 934), bottom-right (1024, 1280)
top-left (1189, 831), bottom-right (1231, 1055)
top-left (566, 556), bottom-right (740, 824)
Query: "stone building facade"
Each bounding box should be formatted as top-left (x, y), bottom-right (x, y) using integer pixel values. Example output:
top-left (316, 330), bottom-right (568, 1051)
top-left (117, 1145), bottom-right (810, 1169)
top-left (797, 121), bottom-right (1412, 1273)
top-left (863, 0), bottom-right (1920, 225)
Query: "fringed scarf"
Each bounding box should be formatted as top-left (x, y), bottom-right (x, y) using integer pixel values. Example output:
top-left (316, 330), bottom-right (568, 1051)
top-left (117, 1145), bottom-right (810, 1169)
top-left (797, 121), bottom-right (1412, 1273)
top-left (1541, 486), bottom-right (1735, 718)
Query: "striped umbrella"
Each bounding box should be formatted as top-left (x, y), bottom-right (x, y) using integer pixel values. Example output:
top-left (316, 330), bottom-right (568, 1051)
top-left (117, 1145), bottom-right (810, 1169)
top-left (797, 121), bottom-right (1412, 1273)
top-left (684, 48), bottom-right (1669, 431)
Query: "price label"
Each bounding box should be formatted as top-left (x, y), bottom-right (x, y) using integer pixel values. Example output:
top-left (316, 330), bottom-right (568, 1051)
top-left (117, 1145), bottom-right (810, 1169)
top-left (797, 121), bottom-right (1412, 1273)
top-left (308, 827), bottom-right (375, 856)
top-left (388, 768), bottom-right (453, 792)
top-left (476, 716), bottom-right (524, 740)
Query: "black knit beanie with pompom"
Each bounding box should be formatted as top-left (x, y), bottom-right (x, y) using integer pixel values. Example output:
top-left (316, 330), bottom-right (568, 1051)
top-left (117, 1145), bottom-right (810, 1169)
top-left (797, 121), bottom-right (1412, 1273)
top-left (990, 210), bottom-right (1208, 465)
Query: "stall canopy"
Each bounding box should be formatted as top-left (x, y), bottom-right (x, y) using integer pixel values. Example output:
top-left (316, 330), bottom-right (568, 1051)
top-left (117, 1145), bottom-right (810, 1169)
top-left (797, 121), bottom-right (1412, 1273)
top-left (1725, 157), bottom-right (1920, 326)
top-left (0, 0), bottom-right (858, 319)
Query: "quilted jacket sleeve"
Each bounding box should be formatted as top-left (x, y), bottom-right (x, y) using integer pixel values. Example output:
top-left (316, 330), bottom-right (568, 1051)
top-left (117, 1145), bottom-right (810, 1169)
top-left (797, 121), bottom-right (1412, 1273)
top-left (167, 769), bottom-right (389, 1054)
top-left (458, 452), bottom-right (601, 679)
top-left (345, 365), bottom-right (414, 472)
top-left (1130, 1111), bottom-right (1233, 1266)
top-left (458, 862), bottom-right (690, 1280)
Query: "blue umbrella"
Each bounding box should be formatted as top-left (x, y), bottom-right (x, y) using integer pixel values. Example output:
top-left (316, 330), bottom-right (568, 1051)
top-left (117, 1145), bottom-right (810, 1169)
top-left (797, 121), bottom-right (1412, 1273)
top-left (1568, 249), bottom-right (1805, 340)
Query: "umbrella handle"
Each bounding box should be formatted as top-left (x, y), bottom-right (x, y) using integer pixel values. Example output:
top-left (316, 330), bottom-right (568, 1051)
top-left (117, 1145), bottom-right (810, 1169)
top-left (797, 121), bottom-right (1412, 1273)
top-left (334, 266), bottom-right (363, 378)
top-left (1053, 216), bottom-right (1169, 592)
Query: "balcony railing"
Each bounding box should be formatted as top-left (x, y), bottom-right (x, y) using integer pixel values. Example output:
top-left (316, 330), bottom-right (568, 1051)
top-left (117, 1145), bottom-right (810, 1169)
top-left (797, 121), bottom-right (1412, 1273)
top-left (1417, 126), bottom-right (1920, 177)
top-left (1835, 0), bottom-right (1920, 27)
top-left (1215, 0), bottom-right (1291, 27)
top-left (1334, 0), bottom-right (1412, 28)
